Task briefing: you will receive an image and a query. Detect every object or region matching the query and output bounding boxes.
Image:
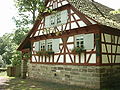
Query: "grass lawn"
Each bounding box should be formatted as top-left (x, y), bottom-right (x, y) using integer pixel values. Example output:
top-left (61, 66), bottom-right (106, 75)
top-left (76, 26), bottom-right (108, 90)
top-left (0, 71), bottom-right (119, 90)
top-left (0, 71), bottom-right (89, 90)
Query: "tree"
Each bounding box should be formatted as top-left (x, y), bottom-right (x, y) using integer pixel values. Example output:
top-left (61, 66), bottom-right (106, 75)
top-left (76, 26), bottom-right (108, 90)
top-left (110, 9), bottom-right (120, 15)
top-left (14, 0), bottom-right (45, 23)
top-left (0, 33), bottom-right (15, 64)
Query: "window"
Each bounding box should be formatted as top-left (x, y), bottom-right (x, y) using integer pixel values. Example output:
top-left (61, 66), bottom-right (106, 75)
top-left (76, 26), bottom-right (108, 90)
top-left (45, 10), bottom-right (68, 28)
top-left (75, 35), bottom-right (84, 48)
top-left (40, 40), bottom-right (46, 51)
top-left (56, 13), bottom-right (61, 24)
top-left (75, 34), bottom-right (94, 50)
top-left (47, 39), bottom-right (52, 51)
top-left (34, 39), bottom-right (60, 53)
top-left (47, 39), bottom-right (60, 52)
top-left (50, 15), bottom-right (55, 26)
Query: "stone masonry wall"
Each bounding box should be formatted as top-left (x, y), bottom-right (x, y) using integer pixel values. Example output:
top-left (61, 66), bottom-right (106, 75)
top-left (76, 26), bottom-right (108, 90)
top-left (21, 60), bottom-right (27, 79)
top-left (100, 65), bottom-right (120, 88)
top-left (28, 64), bottom-right (101, 89)
top-left (27, 63), bottom-right (120, 89)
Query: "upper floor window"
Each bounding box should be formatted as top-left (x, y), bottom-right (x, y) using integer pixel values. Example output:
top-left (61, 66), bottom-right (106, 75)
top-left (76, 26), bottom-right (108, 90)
top-left (56, 13), bottom-right (61, 24)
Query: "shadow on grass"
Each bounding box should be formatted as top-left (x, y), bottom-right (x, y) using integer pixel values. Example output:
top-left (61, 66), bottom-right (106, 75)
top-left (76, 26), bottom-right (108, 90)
top-left (0, 72), bottom-right (120, 90)
top-left (0, 72), bottom-right (89, 90)
top-left (0, 76), bottom-right (93, 90)
top-left (2, 77), bottom-right (120, 90)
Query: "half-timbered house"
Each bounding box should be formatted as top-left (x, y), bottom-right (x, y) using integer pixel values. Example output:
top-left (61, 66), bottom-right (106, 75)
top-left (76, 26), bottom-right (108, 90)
top-left (18, 0), bottom-right (120, 89)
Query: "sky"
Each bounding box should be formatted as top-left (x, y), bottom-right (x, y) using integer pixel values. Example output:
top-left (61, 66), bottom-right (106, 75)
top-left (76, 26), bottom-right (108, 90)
top-left (0, 0), bottom-right (120, 37)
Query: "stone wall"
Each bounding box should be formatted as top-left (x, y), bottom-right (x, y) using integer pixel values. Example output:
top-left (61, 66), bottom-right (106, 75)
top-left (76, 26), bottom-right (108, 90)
top-left (27, 63), bottom-right (120, 89)
top-left (28, 64), bottom-right (101, 89)
top-left (100, 65), bottom-right (120, 88)
top-left (21, 60), bottom-right (28, 79)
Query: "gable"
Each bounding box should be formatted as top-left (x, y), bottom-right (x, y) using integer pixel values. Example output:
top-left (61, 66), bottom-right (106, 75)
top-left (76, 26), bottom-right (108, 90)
top-left (30, 0), bottom-right (97, 38)
top-left (18, 0), bottom-right (120, 51)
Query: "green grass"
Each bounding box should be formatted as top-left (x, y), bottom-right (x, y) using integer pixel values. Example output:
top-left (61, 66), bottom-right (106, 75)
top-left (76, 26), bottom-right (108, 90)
top-left (3, 78), bottom-right (86, 90)
top-left (0, 72), bottom-right (88, 90)
top-left (0, 71), bottom-right (7, 76)
top-left (0, 72), bottom-right (120, 90)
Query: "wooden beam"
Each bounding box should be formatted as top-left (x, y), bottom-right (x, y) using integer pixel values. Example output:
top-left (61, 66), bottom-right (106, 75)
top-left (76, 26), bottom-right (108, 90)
top-left (30, 62), bottom-right (120, 66)
top-left (30, 25), bottom-right (100, 42)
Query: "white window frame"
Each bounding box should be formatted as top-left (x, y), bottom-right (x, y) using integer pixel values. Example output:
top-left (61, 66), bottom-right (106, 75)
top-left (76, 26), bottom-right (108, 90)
top-left (75, 34), bottom-right (94, 50)
top-left (75, 34), bottom-right (84, 48)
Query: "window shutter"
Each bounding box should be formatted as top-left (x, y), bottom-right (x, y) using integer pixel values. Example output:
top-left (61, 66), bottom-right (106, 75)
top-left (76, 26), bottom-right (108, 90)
top-left (34, 41), bottom-right (39, 51)
top-left (61, 10), bottom-right (68, 25)
top-left (52, 39), bottom-right (60, 53)
top-left (45, 16), bottom-right (50, 28)
top-left (84, 34), bottom-right (94, 50)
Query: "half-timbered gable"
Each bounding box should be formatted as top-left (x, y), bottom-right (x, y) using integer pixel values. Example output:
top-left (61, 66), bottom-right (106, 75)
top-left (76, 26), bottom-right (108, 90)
top-left (18, 0), bottom-right (120, 89)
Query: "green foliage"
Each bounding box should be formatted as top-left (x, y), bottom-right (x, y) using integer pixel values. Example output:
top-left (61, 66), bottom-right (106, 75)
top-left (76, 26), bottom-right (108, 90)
top-left (36, 50), bottom-right (54, 57)
top-left (12, 14), bottom-right (32, 28)
top-left (0, 33), bottom-right (23, 66)
top-left (13, 28), bottom-right (29, 45)
top-left (36, 51), bottom-right (46, 56)
top-left (23, 53), bottom-right (31, 59)
top-left (0, 33), bottom-right (15, 64)
top-left (46, 51), bottom-right (54, 57)
top-left (11, 51), bottom-right (22, 66)
top-left (12, 59), bottom-right (21, 67)
top-left (110, 9), bottom-right (120, 15)
top-left (71, 47), bottom-right (85, 54)
top-left (14, 0), bottom-right (45, 23)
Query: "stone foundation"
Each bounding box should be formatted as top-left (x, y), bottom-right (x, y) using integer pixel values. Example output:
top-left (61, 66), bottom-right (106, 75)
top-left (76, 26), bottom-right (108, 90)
top-left (21, 60), bottom-right (27, 79)
top-left (100, 65), bottom-right (120, 88)
top-left (27, 64), bottom-right (120, 89)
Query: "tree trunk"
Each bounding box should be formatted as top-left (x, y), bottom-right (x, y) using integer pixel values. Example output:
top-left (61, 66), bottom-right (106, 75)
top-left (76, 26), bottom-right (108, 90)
top-left (32, 10), bottom-right (36, 23)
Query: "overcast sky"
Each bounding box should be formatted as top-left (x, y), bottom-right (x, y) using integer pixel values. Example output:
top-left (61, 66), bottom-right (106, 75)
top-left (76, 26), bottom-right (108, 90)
top-left (0, 0), bottom-right (120, 36)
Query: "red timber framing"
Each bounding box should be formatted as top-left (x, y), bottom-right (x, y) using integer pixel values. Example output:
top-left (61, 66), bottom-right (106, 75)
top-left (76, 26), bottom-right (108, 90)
top-left (30, 24), bottom-right (120, 66)
top-left (100, 25), bottom-right (120, 65)
top-left (30, 24), bottom-right (99, 65)
top-left (18, 0), bottom-right (120, 66)
top-left (29, 0), bottom-right (99, 65)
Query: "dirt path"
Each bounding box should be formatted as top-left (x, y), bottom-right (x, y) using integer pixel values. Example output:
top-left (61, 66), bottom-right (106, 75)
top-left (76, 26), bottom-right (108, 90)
top-left (0, 76), bottom-right (10, 89)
